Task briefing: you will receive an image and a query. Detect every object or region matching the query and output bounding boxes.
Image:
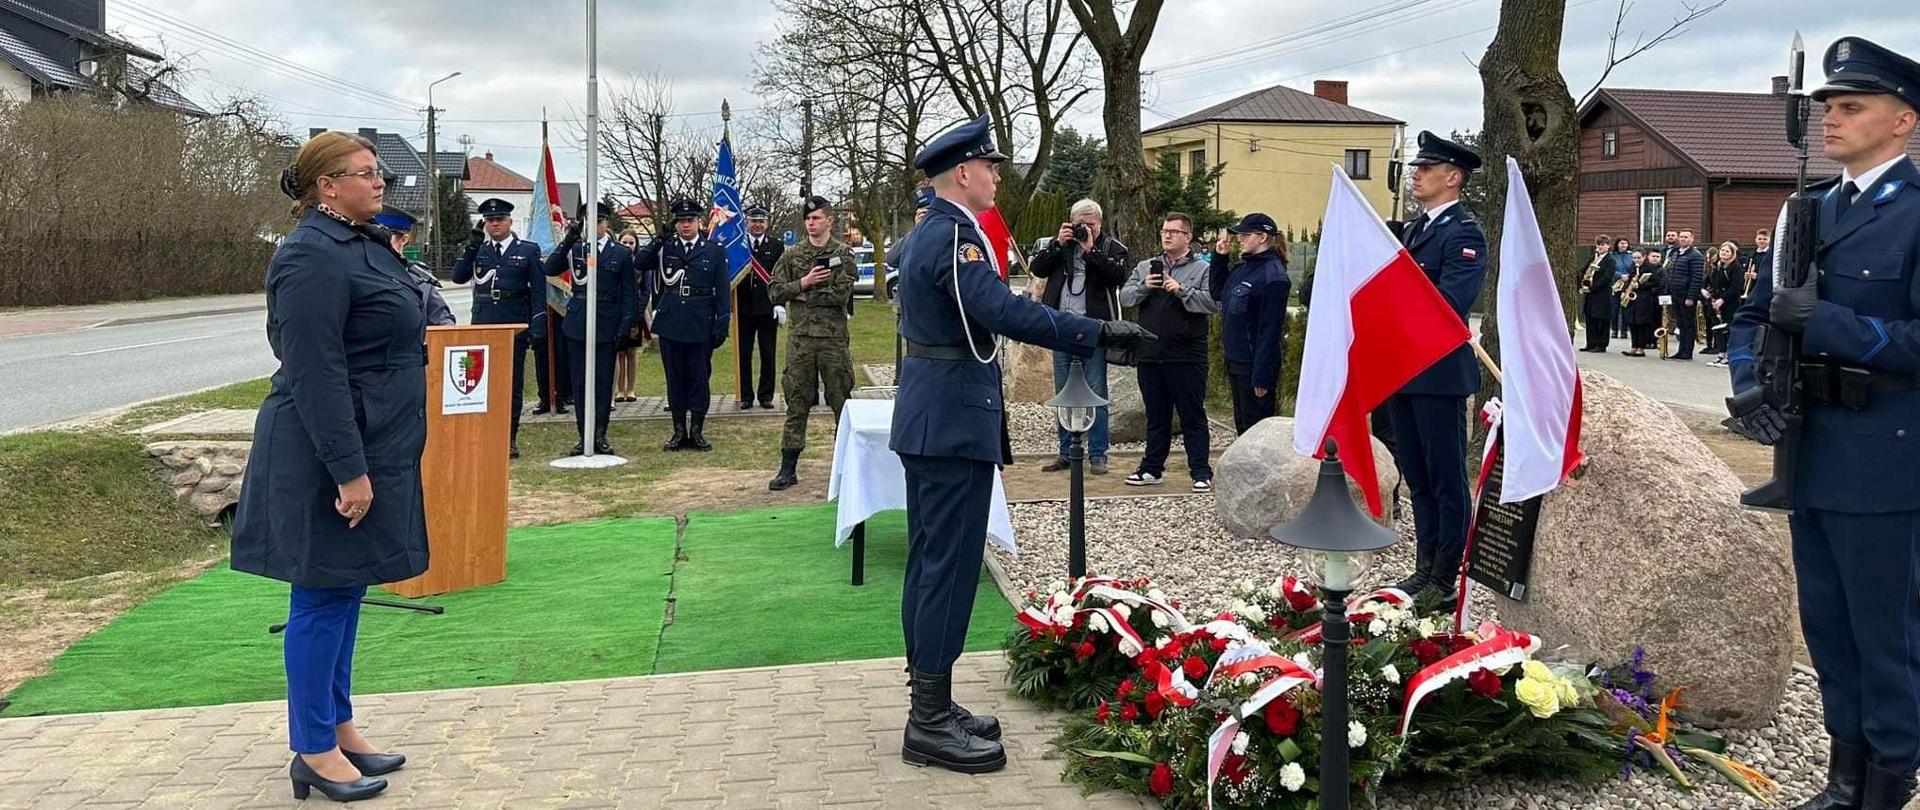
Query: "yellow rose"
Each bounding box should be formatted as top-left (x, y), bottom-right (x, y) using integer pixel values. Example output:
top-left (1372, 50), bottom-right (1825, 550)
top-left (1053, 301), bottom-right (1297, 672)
top-left (1514, 677), bottom-right (1561, 718)
top-left (1521, 660), bottom-right (1554, 681)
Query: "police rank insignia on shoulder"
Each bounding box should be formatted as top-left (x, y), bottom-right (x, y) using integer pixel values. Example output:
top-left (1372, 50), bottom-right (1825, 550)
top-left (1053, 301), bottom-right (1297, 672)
top-left (958, 242), bottom-right (985, 264)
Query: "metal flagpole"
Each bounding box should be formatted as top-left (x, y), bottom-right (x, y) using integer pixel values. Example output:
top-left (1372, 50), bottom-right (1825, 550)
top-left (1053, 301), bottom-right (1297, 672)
top-left (553, 0), bottom-right (626, 469)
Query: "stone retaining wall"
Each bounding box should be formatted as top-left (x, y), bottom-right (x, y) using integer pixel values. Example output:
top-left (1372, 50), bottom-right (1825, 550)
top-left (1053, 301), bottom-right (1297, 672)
top-left (146, 441), bottom-right (250, 520)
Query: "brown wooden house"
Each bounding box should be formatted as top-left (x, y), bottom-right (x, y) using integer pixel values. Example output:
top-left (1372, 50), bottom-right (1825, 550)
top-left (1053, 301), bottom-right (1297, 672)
top-left (1577, 80), bottom-right (1920, 250)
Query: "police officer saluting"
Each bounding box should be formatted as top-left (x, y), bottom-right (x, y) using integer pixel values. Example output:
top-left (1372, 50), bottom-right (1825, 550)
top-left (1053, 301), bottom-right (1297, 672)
top-left (1374, 131), bottom-right (1489, 614)
top-left (453, 198), bottom-right (543, 458)
top-left (737, 204), bottom-right (784, 410)
top-left (892, 115), bottom-right (1152, 774)
top-left (543, 203), bottom-right (639, 456)
top-left (1728, 38), bottom-right (1920, 810)
top-left (636, 199), bottom-right (732, 451)
top-left (767, 195), bottom-right (858, 491)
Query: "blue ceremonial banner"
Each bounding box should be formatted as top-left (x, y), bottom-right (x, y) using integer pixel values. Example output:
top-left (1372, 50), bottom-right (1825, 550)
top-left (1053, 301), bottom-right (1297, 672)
top-left (709, 135), bottom-right (752, 283)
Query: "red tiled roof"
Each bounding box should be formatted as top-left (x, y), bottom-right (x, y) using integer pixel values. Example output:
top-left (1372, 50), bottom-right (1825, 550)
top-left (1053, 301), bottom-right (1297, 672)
top-left (1146, 82), bottom-right (1401, 135)
top-left (616, 202), bottom-right (653, 218)
top-left (1588, 88), bottom-right (1920, 181)
top-left (464, 154), bottom-right (533, 191)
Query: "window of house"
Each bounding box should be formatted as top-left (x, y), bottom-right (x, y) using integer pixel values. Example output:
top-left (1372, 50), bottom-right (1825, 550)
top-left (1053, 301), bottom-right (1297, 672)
top-left (1344, 149), bottom-right (1372, 179)
top-left (1189, 149), bottom-right (1206, 177)
top-left (1602, 129), bottom-right (1619, 160)
top-left (1639, 195), bottom-right (1666, 245)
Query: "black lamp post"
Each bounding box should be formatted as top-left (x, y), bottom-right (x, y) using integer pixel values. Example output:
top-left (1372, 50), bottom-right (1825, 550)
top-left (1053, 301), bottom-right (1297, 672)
top-left (1046, 357), bottom-right (1107, 579)
top-left (1269, 440), bottom-right (1398, 810)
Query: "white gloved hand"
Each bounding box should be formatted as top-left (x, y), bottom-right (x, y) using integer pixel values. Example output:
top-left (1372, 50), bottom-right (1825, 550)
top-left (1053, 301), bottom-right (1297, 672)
top-left (773, 305), bottom-right (787, 325)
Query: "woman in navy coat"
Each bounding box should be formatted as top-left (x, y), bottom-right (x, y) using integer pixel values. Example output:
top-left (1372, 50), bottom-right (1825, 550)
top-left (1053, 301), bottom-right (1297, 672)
top-left (231, 131), bottom-right (427, 802)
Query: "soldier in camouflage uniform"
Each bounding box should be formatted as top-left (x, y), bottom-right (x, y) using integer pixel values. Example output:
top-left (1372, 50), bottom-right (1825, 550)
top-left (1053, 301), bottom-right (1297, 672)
top-left (767, 195), bottom-right (858, 491)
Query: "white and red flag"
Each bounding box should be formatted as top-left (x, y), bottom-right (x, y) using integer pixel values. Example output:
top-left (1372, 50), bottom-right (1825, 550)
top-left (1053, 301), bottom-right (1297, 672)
top-left (1489, 156), bottom-right (1584, 503)
top-left (1291, 166), bottom-right (1471, 515)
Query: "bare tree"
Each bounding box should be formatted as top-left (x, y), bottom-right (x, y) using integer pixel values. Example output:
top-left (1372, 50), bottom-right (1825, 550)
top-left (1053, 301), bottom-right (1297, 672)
top-left (1064, 0), bottom-right (1165, 251)
top-left (1577, 0), bottom-right (1727, 109)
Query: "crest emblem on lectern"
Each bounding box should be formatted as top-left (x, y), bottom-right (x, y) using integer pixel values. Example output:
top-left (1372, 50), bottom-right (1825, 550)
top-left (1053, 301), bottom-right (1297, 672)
top-left (450, 348), bottom-right (487, 395)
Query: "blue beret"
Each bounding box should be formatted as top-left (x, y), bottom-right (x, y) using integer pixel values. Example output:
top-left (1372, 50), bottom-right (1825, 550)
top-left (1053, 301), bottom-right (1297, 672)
top-left (477, 198), bottom-right (515, 218)
top-left (372, 204), bottom-right (416, 232)
top-left (913, 115), bottom-right (1008, 177)
top-left (1813, 37), bottom-right (1920, 112)
top-left (1407, 130), bottom-right (1482, 172)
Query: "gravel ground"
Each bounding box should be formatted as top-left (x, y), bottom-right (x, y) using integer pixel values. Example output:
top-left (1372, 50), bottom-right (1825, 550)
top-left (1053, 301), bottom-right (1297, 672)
top-left (994, 495), bottom-right (1837, 809)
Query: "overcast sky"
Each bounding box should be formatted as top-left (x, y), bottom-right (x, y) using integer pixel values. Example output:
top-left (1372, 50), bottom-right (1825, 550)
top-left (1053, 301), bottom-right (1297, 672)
top-left (109, 0), bottom-right (1920, 195)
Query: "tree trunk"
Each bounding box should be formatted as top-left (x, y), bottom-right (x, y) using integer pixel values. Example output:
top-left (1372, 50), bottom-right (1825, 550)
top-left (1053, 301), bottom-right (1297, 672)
top-left (1099, 55), bottom-right (1153, 251)
top-left (1477, 0), bottom-right (1579, 402)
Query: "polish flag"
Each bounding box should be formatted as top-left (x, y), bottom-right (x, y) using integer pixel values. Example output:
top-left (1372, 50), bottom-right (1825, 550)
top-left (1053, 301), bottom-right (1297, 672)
top-left (1491, 156), bottom-right (1583, 503)
top-left (1292, 167), bottom-right (1472, 515)
top-left (978, 206), bottom-right (1014, 280)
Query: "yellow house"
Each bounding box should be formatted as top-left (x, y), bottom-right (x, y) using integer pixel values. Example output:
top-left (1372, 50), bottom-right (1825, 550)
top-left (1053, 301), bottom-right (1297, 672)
top-left (1144, 81), bottom-right (1405, 237)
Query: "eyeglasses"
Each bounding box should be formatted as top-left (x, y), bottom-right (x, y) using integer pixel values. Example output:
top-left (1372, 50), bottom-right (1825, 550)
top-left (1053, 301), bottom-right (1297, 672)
top-left (1160, 229), bottom-right (1191, 237)
top-left (327, 169), bottom-right (382, 182)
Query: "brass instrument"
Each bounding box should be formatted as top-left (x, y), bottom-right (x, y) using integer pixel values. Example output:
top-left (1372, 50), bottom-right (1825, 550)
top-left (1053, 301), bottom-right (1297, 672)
top-left (1741, 264), bottom-right (1757, 299)
top-left (1619, 270), bottom-right (1646, 306)
top-left (1580, 253), bottom-right (1603, 294)
top-left (1657, 305), bottom-right (1673, 357)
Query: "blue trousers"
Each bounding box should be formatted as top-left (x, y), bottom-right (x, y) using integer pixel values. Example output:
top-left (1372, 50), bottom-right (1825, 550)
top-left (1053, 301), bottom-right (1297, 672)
top-left (1052, 350), bottom-right (1109, 461)
top-left (900, 453), bottom-right (993, 676)
top-left (1792, 509), bottom-right (1920, 770)
top-left (285, 585), bottom-right (366, 754)
top-left (1386, 393), bottom-right (1470, 558)
top-left (660, 338), bottom-right (713, 415)
top-left (565, 337), bottom-right (618, 440)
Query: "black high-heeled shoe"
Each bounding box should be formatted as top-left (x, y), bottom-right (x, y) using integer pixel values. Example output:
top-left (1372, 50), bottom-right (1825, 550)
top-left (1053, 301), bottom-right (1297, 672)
top-left (289, 755), bottom-right (386, 802)
top-left (342, 749), bottom-right (406, 777)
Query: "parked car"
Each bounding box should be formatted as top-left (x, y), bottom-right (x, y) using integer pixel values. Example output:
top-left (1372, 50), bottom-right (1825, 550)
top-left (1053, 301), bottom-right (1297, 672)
top-left (852, 244), bottom-right (898, 298)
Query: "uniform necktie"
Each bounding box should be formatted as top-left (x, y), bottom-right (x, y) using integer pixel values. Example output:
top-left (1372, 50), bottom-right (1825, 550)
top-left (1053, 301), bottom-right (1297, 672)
top-left (1404, 213), bottom-right (1430, 244)
top-left (1836, 181), bottom-right (1860, 220)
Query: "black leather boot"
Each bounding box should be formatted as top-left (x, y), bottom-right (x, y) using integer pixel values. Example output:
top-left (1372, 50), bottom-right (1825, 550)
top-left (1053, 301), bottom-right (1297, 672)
top-left (664, 413), bottom-right (687, 452)
top-left (768, 450), bottom-right (800, 491)
top-left (687, 413), bottom-right (712, 451)
top-left (901, 668), bottom-right (1005, 774)
top-left (1420, 548), bottom-right (1463, 615)
top-left (510, 439), bottom-right (521, 460)
top-left (1859, 759), bottom-right (1916, 810)
top-left (1796, 741), bottom-right (1868, 810)
top-left (1392, 542), bottom-right (1433, 595)
top-left (289, 755), bottom-right (386, 802)
top-left (593, 428), bottom-right (614, 456)
top-left (903, 665), bottom-right (1000, 740)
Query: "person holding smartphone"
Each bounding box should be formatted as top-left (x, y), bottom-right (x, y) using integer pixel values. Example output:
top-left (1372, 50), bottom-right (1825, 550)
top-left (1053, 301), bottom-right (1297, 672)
top-left (1118, 212), bottom-right (1218, 491)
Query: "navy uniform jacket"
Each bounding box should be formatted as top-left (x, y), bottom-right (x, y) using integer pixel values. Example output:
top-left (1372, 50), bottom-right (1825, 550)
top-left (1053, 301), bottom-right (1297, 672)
top-left (637, 235), bottom-right (733, 345)
top-left (542, 236), bottom-right (640, 344)
top-left (1665, 247), bottom-right (1706, 299)
top-left (1208, 249), bottom-right (1291, 390)
top-left (739, 234), bottom-right (784, 317)
top-left (232, 211), bottom-right (430, 588)
top-left (452, 235), bottom-right (543, 325)
top-left (891, 198), bottom-right (1102, 465)
top-left (1729, 159), bottom-right (1920, 512)
top-left (1398, 203), bottom-right (1489, 397)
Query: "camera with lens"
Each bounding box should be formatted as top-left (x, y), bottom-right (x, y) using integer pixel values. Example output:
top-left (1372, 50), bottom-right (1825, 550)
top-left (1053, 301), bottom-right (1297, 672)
top-left (1070, 222), bottom-right (1090, 243)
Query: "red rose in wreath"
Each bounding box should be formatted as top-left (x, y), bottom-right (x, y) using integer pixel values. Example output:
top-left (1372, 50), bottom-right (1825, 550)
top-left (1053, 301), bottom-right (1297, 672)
top-left (1149, 762), bottom-right (1175, 798)
top-left (1263, 696), bottom-right (1300, 736)
top-left (1468, 667), bottom-right (1503, 698)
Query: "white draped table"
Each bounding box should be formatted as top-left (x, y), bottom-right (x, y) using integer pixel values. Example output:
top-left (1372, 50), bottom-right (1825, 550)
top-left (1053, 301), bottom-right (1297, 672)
top-left (826, 399), bottom-right (1017, 584)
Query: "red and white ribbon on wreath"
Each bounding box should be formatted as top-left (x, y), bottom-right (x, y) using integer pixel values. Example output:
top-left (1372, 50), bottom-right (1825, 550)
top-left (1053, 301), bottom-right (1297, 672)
top-left (1080, 584), bottom-right (1194, 634)
top-left (1397, 622), bottom-right (1540, 735)
top-left (1203, 646), bottom-right (1321, 810)
top-left (1144, 659), bottom-right (1201, 709)
top-left (1286, 587), bottom-right (1414, 645)
top-left (1070, 576), bottom-right (1136, 600)
top-left (1452, 399), bottom-right (1505, 632)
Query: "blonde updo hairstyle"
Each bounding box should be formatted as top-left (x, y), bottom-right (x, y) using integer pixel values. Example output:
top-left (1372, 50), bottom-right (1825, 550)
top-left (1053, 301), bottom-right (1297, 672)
top-left (281, 131), bottom-right (378, 217)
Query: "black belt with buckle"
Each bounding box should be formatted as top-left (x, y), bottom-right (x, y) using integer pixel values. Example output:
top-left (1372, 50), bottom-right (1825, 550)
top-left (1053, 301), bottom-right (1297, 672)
top-left (1801, 361), bottom-right (1920, 409)
top-left (677, 286), bottom-right (716, 297)
top-left (487, 289), bottom-right (527, 301)
top-left (905, 342), bottom-right (976, 361)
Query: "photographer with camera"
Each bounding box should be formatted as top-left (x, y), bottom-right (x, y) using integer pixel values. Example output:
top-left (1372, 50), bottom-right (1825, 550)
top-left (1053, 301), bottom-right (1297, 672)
top-left (1118, 213), bottom-right (1217, 491)
top-left (1029, 199), bottom-right (1130, 474)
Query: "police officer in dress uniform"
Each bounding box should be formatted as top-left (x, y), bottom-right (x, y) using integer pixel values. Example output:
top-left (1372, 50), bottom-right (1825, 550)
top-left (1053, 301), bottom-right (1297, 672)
top-left (370, 205), bottom-right (455, 327)
top-left (543, 203), bottom-right (640, 456)
top-left (767, 195), bottom-right (858, 491)
top-left (1728, 38), bottom-right (1920, 810)
top-left (737, 204), bottom-right (785, 410)
top-left (1377, 131), bottom-right (1489, 614)
top-left (892, 115), bottom-right (1154, 774)
top-left (452, 198), bottom-right (544, 458)
top-left (636, 199), bottom-right (732, 451)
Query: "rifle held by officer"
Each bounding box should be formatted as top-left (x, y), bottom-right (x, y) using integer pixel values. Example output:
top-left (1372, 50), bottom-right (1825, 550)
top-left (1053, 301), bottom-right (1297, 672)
top-left (1727, 33), bottom-right (1814, 513)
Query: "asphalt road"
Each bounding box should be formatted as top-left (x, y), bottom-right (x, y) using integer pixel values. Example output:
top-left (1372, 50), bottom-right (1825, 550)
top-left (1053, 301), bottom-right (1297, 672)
top-left (0, 289), bottom-right (472, 434)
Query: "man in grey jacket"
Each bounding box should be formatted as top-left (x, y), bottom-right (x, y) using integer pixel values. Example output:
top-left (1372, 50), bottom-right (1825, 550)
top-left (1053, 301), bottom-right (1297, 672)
top-left (1118, 212), bottom-right (1218, 491)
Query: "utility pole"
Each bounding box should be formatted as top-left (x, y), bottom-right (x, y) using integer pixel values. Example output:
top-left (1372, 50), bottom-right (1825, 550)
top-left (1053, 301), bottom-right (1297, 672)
top-left (426, 71), bottom-right (462, 267)
top-left (800, 98), bottom-right (813, 199)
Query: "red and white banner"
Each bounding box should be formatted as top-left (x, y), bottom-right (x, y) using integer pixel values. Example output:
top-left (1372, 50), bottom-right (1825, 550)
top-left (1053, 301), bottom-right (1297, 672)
top-left (1492, 156), bottom-right (1584, 504)
top-left (1293, 167), bottom-right (1473, 515)
top-left (1397, 623), bottom-right (1541, 735)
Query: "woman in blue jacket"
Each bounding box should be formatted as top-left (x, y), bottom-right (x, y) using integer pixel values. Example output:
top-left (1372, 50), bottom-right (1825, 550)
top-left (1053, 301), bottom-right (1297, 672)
top-left (1209, 213), bottom-right (1293, 434)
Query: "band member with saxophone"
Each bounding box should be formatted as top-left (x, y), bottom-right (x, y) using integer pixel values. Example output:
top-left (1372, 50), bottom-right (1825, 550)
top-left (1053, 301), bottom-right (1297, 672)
top-left (1623, 249), bottom-right (1661, 357)
top-left (1580, 235), bottom-right (1614, 352)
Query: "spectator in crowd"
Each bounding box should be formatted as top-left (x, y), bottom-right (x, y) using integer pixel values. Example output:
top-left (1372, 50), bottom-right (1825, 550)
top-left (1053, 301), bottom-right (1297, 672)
top-left (613, 230), bottom-right (645, 403)
top-left (1705, 240), bottom-right (1748, 366)
top-left (1118, 212), bottom-right (1217, 492)
top-left (1609, 236), bottom-right (1633, 337)
top-left (1622, 248), bottom-right (1663, 356)
top-left (1209, 212), bottom-right (1291, 434)
top-left (1664, 229), bottom-right (1705, 360)
top-left (1029, 198), bottom-right (1130, 475)
top-left (1579, 235), bottom-right (1615, 352)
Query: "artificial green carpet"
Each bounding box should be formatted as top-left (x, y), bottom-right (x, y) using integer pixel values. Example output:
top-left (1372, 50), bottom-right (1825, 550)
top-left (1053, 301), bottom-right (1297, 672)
top-left (2, 518), bottom-right (679, 717)
top-left (652, 507), bottom-right (1012, 673)
top-left (2, 504), bottom-right (1014, 716)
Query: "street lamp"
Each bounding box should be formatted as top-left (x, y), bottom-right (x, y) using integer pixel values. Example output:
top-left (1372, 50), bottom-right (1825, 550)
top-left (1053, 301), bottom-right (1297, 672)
top-left (424, 71), bottom-right (463, 263)
top-left (1046, 357), bottom-right (1106, 579)
top-left (1269, 440), bottom-right (1398, 810)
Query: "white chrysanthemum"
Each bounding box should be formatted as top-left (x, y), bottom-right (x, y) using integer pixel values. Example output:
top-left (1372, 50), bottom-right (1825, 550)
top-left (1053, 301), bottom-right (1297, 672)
top-left (1349, 721), bottom-right (1368, 748)
top-left (1280, 762), bottom-right (1306, 792)
top-left (1232, 731), bottom-right (1250, 755)
top-left (1148, 588), bottom-right (1168, 604)
top-left (1417, 617), bottom-right (1440, 638)
top-left (1237, 672), bottom-right (1260, 686)
top-left (1292, 652), bottom-right (1316, 671)
top-left (1113, 603), bottom-right (1132, 621)
top-left (1052, 605), bottom-right (1074, 626)
top-left (1151, 609), bottom-right (1171, 628)
top-left (1089, 612), bottom-right (1110, 634)
top-left (1381, 664), bottom-right (1401, 684)
top-left (1154, 636), bottom-right (1172, 649)
top-left (1368, 618), bottom-right (1389, 637)
top-left (1050, 579), bottom-right (1067, 595)
top-left (1242, 604), bottom-right (1267, 624)
top-left (1050, 590), bottom-right (1072, 608)
top-left (1118, 637), bottom-right (1143, 657)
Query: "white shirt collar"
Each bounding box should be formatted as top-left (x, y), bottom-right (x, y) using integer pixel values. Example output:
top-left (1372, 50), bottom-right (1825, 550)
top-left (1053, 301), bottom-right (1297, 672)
top-left (494, 235), bottom-right (513, 252)
top-left (596, 235), bottom-right (609, 251)
top-left (1422, 199), bottom-right (1459, 221)
top-left (1843, 153), bottom-right (1909, 197)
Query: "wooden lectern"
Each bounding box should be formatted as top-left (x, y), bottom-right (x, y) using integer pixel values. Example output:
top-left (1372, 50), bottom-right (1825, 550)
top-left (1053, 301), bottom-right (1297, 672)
top-left (387, 324), bottom-right (522, 598)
